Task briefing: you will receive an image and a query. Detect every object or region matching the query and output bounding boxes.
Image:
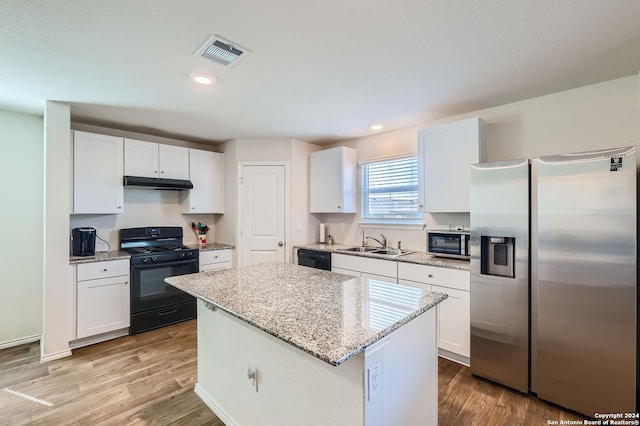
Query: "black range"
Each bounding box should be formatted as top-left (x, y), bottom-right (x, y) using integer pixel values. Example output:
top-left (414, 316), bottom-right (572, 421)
top-left (120, 226), bottom-right (199, 334)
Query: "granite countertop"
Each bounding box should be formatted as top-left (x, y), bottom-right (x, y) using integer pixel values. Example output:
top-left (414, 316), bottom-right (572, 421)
top-left (69, 250), bottom-right (131, 264)
top-left (295, 243), bottom-right (470, 271)
top-left (166, 262), bottom-right (447, 366)
top-left (70, 242), bottom-right (235, 264)
top-left (184, 242), bottom-right (235, 251)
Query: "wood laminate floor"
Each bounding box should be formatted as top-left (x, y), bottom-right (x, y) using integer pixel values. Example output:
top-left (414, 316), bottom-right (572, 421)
top-left (1, 320), bottom-right (579, 425)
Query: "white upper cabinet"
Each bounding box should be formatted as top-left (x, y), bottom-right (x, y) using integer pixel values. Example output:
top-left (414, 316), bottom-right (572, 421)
top-left (124, 138), bottom-right (189, 180)
top-left (309, 146), bottom-right (357, 213)
top-left (418, 117), bottom-right (486, 212)
top-left (184, 148), bottom-right (224, 214)
top-left (73, 130), bottom-right (124, 214)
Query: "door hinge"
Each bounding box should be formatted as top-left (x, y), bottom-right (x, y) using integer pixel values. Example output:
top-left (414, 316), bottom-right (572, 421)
top-left (239, 176), bottom-right (244, 185)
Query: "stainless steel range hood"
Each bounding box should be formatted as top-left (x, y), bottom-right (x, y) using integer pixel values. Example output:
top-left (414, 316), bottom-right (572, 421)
top-left (123, 175), bottom-right (193, 190)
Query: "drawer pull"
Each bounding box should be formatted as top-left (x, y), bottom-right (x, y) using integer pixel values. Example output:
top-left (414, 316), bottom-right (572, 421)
top-left (428, 274), bottom-right (434, 278)
top-left (158, 308), bottom-right (178, 316)
top-left (103, 268), bottom-right (108, 272)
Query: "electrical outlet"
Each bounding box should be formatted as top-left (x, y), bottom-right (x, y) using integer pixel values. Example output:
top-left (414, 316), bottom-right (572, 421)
top-left (368, 362), bottom-right (381, 400)
top-left (247, 366), bottom-right (258, 392)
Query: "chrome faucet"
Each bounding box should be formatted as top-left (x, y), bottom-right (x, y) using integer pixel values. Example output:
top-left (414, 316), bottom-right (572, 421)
top-left (366, 234), bottom-right (387, 248)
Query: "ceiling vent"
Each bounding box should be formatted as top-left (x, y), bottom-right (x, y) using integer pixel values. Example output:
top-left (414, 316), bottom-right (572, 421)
top-left (194, 35), bottom-right (251, 67)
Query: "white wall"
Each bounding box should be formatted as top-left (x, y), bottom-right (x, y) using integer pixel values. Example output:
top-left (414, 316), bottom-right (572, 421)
top-left (0, 109), bottom-right (44, 347)
top-left (318, 75), bottom-right (640, 251)
top-left (69, 190), bottom-right (219, 249)
top-left (42, 101), bottom-right (72, 361)
top-left (291, 140), bottom-right (323, 253)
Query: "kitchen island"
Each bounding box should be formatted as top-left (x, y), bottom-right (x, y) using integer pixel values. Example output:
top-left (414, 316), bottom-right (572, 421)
top-left (166, 262), bottom-right (447, 426)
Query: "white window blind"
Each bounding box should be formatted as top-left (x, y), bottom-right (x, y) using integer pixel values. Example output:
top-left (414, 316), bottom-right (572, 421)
top-left (361, 156), bottom-right (421, 219)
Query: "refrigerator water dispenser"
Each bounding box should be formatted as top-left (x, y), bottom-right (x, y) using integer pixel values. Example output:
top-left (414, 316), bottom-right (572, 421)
top-left (481, 236), bottom-right (515, 278)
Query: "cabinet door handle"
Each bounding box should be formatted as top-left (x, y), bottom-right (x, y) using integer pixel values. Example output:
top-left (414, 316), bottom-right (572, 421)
top-left (337, 205), bottom-right (341, 209)
top-left (428, 274), bottom-right (434, 278)
top-left (117, 206), bottom-right (122, 209)
top-left (124, 281), bottom-right (128, 285)
top-left (154, 170), bottom-right (158, 174)
top-left (160, 170), bottom-right (165, 174)
top-left (103, 268), bottom-right (108, 272)
top-left (278, 242), bottom-right (284, 247)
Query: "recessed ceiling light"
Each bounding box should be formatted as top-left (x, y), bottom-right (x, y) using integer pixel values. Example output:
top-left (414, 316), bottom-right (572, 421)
top-left (189, 72), bottom-right (216, 86)
top-left (370, 124), bottom-right (383, 131)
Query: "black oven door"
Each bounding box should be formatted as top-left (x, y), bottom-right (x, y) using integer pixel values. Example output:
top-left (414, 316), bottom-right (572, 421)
top-left (130, 259), bottom-right (198, 314)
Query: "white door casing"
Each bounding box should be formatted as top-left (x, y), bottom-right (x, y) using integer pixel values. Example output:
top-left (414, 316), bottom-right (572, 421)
top-left (239, 163), bottom-right (287, 266)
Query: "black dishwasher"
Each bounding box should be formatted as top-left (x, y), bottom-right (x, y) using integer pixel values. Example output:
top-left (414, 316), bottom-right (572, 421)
top-left (297, 248), bottom-right (331, 271)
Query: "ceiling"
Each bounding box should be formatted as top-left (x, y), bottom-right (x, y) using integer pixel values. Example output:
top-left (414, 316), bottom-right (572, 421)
top-left (1, 0), bottom-right (640, 145)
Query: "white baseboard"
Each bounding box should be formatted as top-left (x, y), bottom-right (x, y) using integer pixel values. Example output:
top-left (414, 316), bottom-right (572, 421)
top-left (194, 383), bottom-right (239, 426)
top-left (40, 348), bottom-right (73, 363)
top-left (69, 328), bottom-right (129, 350)
top-left (0, 334), bottom-right (41, 350)
top-left (438, 348), bottom-right (470, 366)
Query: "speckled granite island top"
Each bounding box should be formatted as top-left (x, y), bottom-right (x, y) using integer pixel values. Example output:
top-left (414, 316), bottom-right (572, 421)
top-left (166, 262), bottom-right (447, 366)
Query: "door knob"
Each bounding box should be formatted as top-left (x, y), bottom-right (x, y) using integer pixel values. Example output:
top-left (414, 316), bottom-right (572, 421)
top-left (278, 241), bottom-right (284, 246)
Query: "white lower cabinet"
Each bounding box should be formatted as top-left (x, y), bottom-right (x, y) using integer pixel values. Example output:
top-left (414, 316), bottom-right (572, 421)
top-left (75, 259), bottom-right (130, 340)
top-left (431, 284), bottom-right (470, 360)
top-left (331, 253), bottom-right (397, 283)
top-left (332, 253), bottom-right (470, 363)
top-left (199, 249), bottom-right (233, 272)
top-left (398, 262), bottom-right (470, 364)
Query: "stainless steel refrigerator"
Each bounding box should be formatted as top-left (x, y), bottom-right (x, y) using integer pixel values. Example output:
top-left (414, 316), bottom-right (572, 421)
top-left (470, 147), bottom-right (637, 417)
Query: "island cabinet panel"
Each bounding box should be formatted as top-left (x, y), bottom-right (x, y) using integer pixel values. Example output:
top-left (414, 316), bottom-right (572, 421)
top-left (418, 116), bottom-right (486, 213)
top-left (195, 300), bottom-right (437, 426)
top-left (72, 130), bottom-right (124, 214)
top-left (331, 253), bottom-right (397, 282)
top-left (75, 259), bottom-right (130, 340)
top-left (398, 262), bottom-right (470, 364)
top-left (183, 149), bottom-right (224, 214)
top-left (309, 146), bottom-right (357, 213)
top-left (199, 249), bottom-right (232, 272)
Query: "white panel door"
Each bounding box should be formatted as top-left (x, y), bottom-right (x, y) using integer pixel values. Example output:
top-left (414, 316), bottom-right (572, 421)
top-left (240, 165), bottom-right (286, 266)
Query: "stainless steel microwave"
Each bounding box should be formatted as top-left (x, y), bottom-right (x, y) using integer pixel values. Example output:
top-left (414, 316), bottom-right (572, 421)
top-left (427, 230), bottom-right (470, 259)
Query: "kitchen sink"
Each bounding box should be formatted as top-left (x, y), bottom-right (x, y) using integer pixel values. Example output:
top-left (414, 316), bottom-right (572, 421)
top-left (371, 248), bottom-right (414, 256)
top-left (337, 246), bottom-right (414, 257)
top-left (337, 246), bottom-right (379, 253)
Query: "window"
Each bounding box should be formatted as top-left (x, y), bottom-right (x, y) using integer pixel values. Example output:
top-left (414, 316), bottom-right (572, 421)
top-left (361, 156), bottom-right (421, 220)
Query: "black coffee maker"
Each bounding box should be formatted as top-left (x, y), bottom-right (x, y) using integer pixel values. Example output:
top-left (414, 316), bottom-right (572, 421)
top-left (72, 227), bottom-right (96, 256)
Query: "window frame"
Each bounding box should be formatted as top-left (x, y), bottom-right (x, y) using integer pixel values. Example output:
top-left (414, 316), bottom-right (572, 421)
top-left (359, 155), bottom-right (423, 227)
